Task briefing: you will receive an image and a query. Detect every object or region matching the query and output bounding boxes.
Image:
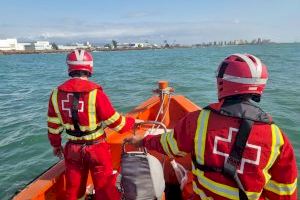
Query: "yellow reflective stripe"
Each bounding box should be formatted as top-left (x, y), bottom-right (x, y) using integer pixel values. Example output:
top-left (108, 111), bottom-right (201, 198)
top-left (63, 123), bottom-right (101, 131)
top-left (192, 165), bottom-right (261, 199)
top-left (51, 89), bottom-right (63, 123)
top-left (192, 165), bottom-right (239, 199)
top-left (103, 112), bottom-right (121, 126)
top-left (88, 89), bottom-right (97, 130)
top-left (264, 178), bottom-right (297, 195)
top-left (48, 127), bottom-right (64, 134)
top-left (262, 124), bottom-right (284, 184)
top-left (194, 110), bottom-right (210, 165)
top-left (246, 191), bottom-right (263, 199)
top-left (192, 181), bottom-right (209, 199)
top-left (47, 117), bottom-right (60, 124)
top-left (160, 132), bottom-right (172, 156)
top-left (166, 131), bottom-right (187, 156)
top-left (113, 116), bottom-right (125, 132)
top-left (66, 128), bottom-right (104, 140)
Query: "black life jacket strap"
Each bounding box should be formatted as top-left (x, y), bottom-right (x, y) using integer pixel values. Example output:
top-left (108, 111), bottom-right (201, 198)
top-left (224, 119), bottom-right (253, 200)
top-left (226, 119), bottom-right (254, 167)
top-left (191, 156), bottom-right (223, 173)
top-left (68, 92), bottom-right (101, 138)
top-left (71, 92), bottom-right (81, 132)
top-left (66, 125), bottom-right (102, 137)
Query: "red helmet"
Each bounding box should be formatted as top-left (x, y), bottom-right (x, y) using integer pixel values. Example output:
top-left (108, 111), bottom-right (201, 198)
top-left (216, 53), bottom-right (268, 100)
top-left (66, 49), bottom-right (93, 75)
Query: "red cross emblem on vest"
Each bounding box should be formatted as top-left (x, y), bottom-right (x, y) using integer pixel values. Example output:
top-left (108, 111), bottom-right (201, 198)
top-left (61, 93), bottom-right (84, 117)
top-left (213, 127), bottom-right (261, 174)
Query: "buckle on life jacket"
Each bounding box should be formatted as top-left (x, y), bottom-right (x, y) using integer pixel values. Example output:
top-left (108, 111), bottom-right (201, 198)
top-left (66, 126), bottom-right (102, 137)
top-left (223, 156), bottom-right (239, 177)
top-left (68, 136), bottom-right (106, 145)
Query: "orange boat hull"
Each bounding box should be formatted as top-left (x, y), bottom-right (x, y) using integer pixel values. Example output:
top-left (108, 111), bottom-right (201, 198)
top-left (13, 94), bottom-right (200, 200)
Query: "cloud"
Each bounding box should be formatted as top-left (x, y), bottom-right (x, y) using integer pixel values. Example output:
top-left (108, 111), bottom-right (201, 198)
top-left (1, 19), bottom-right (299, 43)
top-left (234, 19), bottom-right (240, 24)
top-left (124, 11), bottom-right (154, 18)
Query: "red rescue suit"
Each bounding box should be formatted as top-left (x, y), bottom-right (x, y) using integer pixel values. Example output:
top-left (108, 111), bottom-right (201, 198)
top-left (143, 101), bottom-right (298, 200)
top-left (47, 78), bottom-right (134, 200)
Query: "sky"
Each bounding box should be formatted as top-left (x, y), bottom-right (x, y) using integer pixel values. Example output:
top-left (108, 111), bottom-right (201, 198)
top-left (0, 0), bottom-right (299, 44)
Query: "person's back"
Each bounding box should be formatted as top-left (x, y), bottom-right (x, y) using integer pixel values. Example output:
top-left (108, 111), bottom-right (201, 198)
top-left (192, 96), bottom-right (297, 199)
top-left (126, 53), bottom-right (298, 200)
top-left (47, 49), bottom-right (135, 200)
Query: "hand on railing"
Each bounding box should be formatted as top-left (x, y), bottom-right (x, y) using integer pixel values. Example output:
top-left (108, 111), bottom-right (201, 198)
top-left (123, 135), bottom-right (144, 147)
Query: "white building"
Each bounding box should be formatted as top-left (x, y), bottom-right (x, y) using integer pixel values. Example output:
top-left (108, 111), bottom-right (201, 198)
top-left (35, 41), bottom-right (52, 50)
top-left (26, 41), bottom-right (52, 51)
top-left (16, 43), bottom-right (31, 51)
top-left (117, 43), bottom-right (131, 49)
top-left (58, 42), bottom-right (91, 50)
top-left (0, 38), bottom-right (18, 50)
top-left (129, 43), bottom-right (144, 48)
top-left (57, 45), bottom-right (77, 50)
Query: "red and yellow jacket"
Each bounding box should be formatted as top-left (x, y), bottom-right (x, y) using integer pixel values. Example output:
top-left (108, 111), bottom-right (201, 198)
top-left (143, 101), bottom-right (298, 200)
top-left (47, 78), bottom-right (134, 147)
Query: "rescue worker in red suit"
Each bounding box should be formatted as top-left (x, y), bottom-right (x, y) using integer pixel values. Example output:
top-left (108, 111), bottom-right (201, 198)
top-left (47, 49), bottom-right (135, 200)
top-left (126, 54), bottom-right (298, 200)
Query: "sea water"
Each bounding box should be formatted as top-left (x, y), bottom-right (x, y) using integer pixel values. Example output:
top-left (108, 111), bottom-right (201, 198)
top-left (0, 43), bottom-right (299, 199)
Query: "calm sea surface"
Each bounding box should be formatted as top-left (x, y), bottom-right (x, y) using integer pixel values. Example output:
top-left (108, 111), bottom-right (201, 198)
top-left (0, 44), bottom-right (299, 199)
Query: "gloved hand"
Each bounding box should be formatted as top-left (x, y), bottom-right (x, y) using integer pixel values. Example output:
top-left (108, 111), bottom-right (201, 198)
top-left (53, 146), bottom-right (64, 159)
top-left (124, 135), bottom-right (144, 147)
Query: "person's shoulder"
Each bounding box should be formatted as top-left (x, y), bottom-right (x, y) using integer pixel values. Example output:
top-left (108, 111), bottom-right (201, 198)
top-left (185, 110), bottom-right (201, 121)
top-left (49, 87), bottom-right (58, 95)
top-left (87, 80), bottom-right (103, 92)
top-left (57, 78), bottom-right (102, 92)
top-left (88, 80), bottom-right (103, 91)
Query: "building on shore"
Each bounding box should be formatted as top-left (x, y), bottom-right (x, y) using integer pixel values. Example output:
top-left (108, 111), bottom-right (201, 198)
top-left (58, 42), bottom-right (92, 50)
top-left (193, 38), bottom-right (272, 48)
top-left (16, 42), bottom-right (31, 50)
top-left (0, 39), bottom-right (18, 50)
top-left (115, 42), bottom-right (159, 49)
top-left (25, 41), bottom-right (52, 51)
top-left (0, 39), bottom-right (53, 51)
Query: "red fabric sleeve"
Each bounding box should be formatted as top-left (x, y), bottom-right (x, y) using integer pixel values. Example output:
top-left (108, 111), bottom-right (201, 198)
top-left (96, 90), bottom-right (134, 133)
top-left (173, 110), bottom-right (200, 153)
top-left (47, 133), bottom-right (62, 148)
top-left (143, 110), bottom-right (200, 155)
top-left (118, 116), bottom-right (135, 133)
top-left (47, 92), bottom-right (62, 148)
top-left (263, 131), bottom-right (298, 199)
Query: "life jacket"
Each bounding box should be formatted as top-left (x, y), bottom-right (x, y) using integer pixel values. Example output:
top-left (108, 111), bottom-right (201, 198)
top-left (51, 78), bottom-right (104, 141)
top-left (191, 99), bottom-right (285, 200)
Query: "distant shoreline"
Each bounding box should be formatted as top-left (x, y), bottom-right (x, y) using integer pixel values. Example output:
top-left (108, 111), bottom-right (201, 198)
top-left (0, 47), bottom-right (164, 55)
top-left (0, 49), bottom-right (69, 55)
top-left (0, 43), bottom-right (298, 55)
top-left (0, 46), bottom-right (186, 55)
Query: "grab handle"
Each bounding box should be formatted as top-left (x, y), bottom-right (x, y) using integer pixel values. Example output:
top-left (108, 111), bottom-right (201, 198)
top-left (134, 120), bottom-right (167, 135)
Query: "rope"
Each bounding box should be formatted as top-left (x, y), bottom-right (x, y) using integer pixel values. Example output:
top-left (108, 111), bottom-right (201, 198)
top-left (148, 90), bottom-right (172, 135)
top-left (148, 89), bottom-right (172, 170)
